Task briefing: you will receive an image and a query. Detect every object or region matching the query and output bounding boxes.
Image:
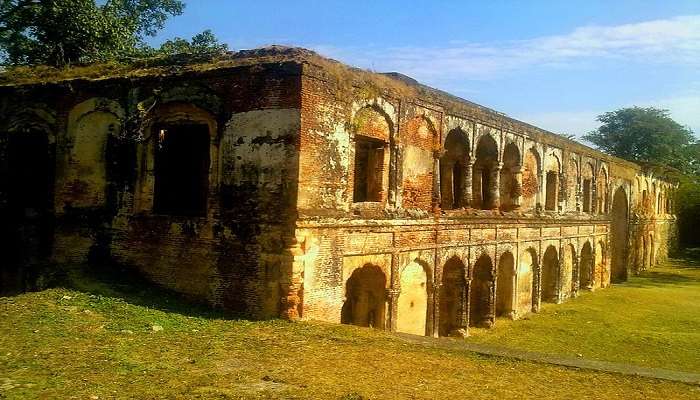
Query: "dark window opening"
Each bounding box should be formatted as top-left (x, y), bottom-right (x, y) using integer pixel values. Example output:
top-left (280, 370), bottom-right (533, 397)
top-left (353, 136), bottom-right (384, 202)
top-left (7, 132), bottom-right (51, 213)
top-left (583, 179), bottom-right (592, 212)
top-left (545, 171), bottom-right (558, 211)
top-left (153, 124), bottom-right (210, 216)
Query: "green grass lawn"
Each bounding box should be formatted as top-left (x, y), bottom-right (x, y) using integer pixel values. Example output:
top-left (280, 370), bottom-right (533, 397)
top-left (1, 263), bottom-right (699, 399)
top-left (468, 256), bottom-right (700, 373)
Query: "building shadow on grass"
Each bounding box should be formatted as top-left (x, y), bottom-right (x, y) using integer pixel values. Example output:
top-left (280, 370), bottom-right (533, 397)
top-left (54, 262), bottom-right (231, 320)
top-left (622, 254), bottom-right (700, 289)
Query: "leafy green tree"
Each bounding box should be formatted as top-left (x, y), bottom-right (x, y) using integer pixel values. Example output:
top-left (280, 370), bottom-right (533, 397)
top-left (583, 107), bottom-right (697, 175)
top-left (155, 29), bottom-right (228, 57)
top-left (0, 0), bottom-right (189, 66)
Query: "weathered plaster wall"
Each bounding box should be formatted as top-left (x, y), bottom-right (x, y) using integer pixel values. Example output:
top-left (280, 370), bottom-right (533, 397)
top-left (0, 49), bottom-right (678, 332)
top-left (0, 63), bottom-right (304, 318)
top-left (295, 64), bottom-right (677, 336)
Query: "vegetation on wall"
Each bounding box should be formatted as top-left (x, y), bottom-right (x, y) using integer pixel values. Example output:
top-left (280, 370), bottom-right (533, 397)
top-left (0, 0), bottom-right (228, 67)
top-left (584, 107), bottom-right (700, 249)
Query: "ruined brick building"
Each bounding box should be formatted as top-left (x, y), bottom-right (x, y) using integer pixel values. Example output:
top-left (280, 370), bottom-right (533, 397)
top-left (0, 47), bottom-right (677, 336)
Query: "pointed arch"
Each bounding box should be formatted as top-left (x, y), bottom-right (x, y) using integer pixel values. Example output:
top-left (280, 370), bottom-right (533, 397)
top-left (341, 264), bottom-right (387, 329)
top-left (496, 251), bottom-right (516, 318)
top-left (473, 134), bottom-right (499, 209)
top-left (440, 128), bottom-right (470, 209)
top-left (470, 253), bottom-right (494, 327)
top-left (500, 142), bottom-right (521, 211)
top-left (397, 259), bottom-right (431, 336)
top-left (611, 186), bottom-right (629, 282)
top-left (439, 256), bottom-right (467, 336)
top-left (541, 245), bottom-right (559, 302)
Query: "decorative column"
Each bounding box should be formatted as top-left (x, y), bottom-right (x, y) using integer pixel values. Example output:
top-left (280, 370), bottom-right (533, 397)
top-left (536, 168), bottom-right (545, 212)
top-left (571, 254), bottom-right (580, 297)
top-left (386, 252), bottom-right (400, 332)
top-left (589, 246), bottom-right (597, 290)
top-left (463, 159), bottom-right (474, 208)
top-left (591, 178), bottom-right (598, 214)
top-left (432, 150), bottom-right (443, 213)
top-left (558, 172), bottom-right (567, 212)
top-left (533, 255), bottom-right (542, 313)
top-left (557, 243), bottom-right (565, 303)
top-left (576, 178), bottom-right (583, 213)
top-left (491, 162), bottom-right (503, 210)
top-left (513, 165), bottom-right (523, 209)
top-left (385, 287), bottom-right (400, 332)
top-left (461, 279), bottom-right (471, 333)
top-left (432, 282), bottom-right (441, 338)
top-left (486, 278), bottom-right (496, 328)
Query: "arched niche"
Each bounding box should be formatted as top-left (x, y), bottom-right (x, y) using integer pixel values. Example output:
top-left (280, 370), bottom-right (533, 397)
top-left (500, 142), bottom-right (521, 211)
top-left (341, 263), bottom-right (387, 329)
top-left (517, 247), bottom-right (539, 316)
top-left (541, 245), bottom-right (559, 302)
top-left (470, 253), bottom-right (494, 327)
top-left (439, 256), bottom-right (467, 336)
top-left (472, 134), bottom-right (499, 209)
top-left (544, 153), bottom-right (561, 211)
top-left (496, 251), bottom-right (515, 318)
top-left (582, 162), bottom-right (595, 213)
top-left (61, 98), bottom-right (125, 209)
top-left (597, 166), bottom-right (609, 213)
top-left (610, 186), bottom-right (629, 283)
top-left (351, 105), bottom-right (392, 203)
top-left (580, 241), bottom-right (594, 289)
top-left (135, 102), bottom-right (219, 216)
top-left (440, 128), bottom-right (469, 209)
top-left (397, 259), bottom-right (431, 336)
top-left (562, 243), bottom-right (576, 298)
top-left (521, 148), bottom-right (541, 211)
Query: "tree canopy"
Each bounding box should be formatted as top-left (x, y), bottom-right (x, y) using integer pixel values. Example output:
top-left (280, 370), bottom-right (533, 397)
top-left (0, 0), bottom-right (227, 66)
top-left (583, 107), bottom-right (698, 176)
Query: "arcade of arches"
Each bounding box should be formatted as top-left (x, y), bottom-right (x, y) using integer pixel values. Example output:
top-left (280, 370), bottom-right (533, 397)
top-left (0, 47), bottom-right (677, 335)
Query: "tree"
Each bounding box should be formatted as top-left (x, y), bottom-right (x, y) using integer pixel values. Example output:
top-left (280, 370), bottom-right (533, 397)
top-left (154, 29), bottom-right (228, 58)
top-left (0, 0), bottom-right (192, 66)
top-left (583, 107), bottom-right (697, 175)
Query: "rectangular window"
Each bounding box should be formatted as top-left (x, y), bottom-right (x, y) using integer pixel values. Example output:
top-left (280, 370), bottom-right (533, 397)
top-left (153, 124), bottom-right (210, 216)
top-left (353, 136), bottom-right (385, 202)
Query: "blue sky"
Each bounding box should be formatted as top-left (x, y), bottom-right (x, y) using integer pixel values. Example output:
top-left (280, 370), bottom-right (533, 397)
top-left (152, 1), bottom-right (700, 138)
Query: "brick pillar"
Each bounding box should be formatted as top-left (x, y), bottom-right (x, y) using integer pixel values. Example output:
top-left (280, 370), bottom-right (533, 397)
top-left (385, 288), bottom-right (400, 332)
top-left (433, 150), bottom-right (442, 213)
top-left (571, 254), bottom-right (581, 297)
top-left (426, 282), bottom-right (435, 337)
top-left (588, 246), bottom-right (596, 290)
top-left (279, 238), bottom-right (304, 320)
top-left (461, 279), bottom-right (471, 331)
top-left (486, 278), bottom-right (496, 328)
top-left (536, 169), bottom-right (545, 212)
top-left (556, 242), bottom-right (565, 303)
top-left (432, 282), bottom-right (441, 337)
top-left (463, 160), bottom-right (474, 208)
top-left (533, 255), bottom-right (542, 313)
top-left (491, 162), bottom-right (503, 210)
top-left (558, 171), bottom-right (566, 212)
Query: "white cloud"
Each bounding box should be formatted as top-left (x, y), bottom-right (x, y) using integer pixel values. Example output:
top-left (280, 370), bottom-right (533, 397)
top-left (313, 15), bottom-right (700, 80)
